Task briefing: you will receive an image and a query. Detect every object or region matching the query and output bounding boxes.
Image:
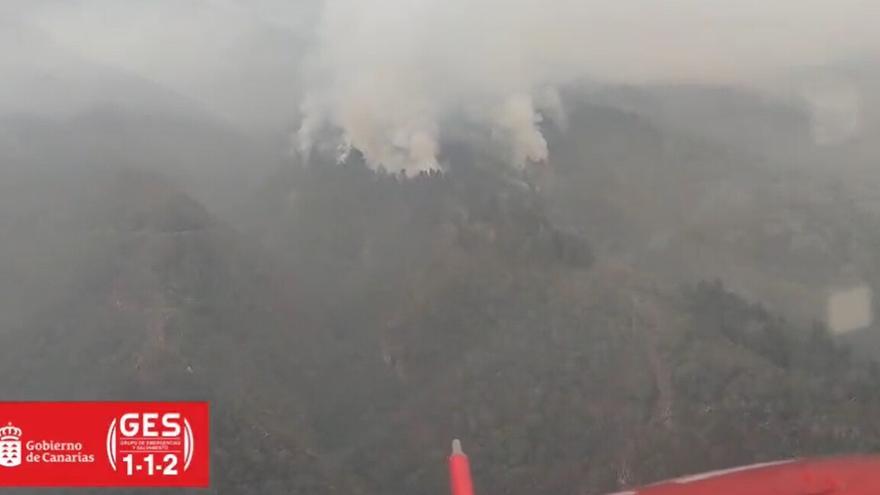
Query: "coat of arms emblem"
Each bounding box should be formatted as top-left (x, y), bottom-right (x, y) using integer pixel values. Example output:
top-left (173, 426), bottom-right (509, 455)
top-left (0, 422), bottom-right (22, 467)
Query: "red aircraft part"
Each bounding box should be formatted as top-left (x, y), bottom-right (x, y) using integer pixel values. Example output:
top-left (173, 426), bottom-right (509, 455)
top-left (447, 440), bottom-right (880, 495)
top-left (449, 439), bottom-right (475, 495)
top-left (609, 456), bottom-right (880, 495)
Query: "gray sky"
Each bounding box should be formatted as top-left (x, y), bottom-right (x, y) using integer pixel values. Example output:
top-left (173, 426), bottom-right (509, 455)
top-left (2, 0), bottom-right (317, 130)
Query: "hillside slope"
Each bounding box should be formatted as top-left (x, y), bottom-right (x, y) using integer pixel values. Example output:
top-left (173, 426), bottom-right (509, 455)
top-left (1, 100), bottom-right (880, 494)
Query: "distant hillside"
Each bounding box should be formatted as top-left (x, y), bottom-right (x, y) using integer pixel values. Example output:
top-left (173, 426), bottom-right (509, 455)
top-left (0, 103), bottom-right (277, 218)
top-left (0, 20), bottom-right (217, 123)
top-left (0, 169), bottom-right (356, 493)
top-left (543, 99), bottom-right (880, 329)
top-left (1, 84), bottom-right (880, 495)
top-left (585, 84), bottom-right (813, 159)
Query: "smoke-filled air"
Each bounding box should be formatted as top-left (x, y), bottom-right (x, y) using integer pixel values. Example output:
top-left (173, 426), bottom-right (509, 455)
top-left (4, 1), bottom-right (880, 494)
top-left (295, 0), bottom-right (879, 170)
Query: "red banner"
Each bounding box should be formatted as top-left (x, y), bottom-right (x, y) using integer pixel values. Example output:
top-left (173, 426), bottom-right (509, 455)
top-left (0, 402), bottom-right (209, 487)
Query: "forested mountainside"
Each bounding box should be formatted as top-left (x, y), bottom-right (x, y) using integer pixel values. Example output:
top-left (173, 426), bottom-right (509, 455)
top-left (4, 3), bottom-right (880, 494)
top-left (3, 113), bottom-right (880, 493)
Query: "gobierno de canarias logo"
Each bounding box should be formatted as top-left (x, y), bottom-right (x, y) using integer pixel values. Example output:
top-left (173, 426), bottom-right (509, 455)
top-left (0, 422), bottom-right (22, 468)
top-left (0, 420), bottom-right (96, 467)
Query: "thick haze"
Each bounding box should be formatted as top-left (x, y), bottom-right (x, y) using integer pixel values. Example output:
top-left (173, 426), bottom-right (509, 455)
top-left (4, 3), bottom-right (880, 493)
top-left (3, 0), bottom-right (878, 167)
top-left (296, 0), bottom-right (878, 169)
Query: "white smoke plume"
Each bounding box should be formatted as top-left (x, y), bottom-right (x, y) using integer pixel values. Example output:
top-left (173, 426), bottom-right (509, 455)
top-left (295, 0), bottom-right (880, 171)
top-left (296, 0), bottom-right (592, 171)
top-left (5, 1), bottom-right (878, 146)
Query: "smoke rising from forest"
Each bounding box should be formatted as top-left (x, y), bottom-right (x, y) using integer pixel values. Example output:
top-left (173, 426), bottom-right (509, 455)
top-left (295, 0), bottom-right (880, 170)
top-left (3, 0), bottom-right (878, 161)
